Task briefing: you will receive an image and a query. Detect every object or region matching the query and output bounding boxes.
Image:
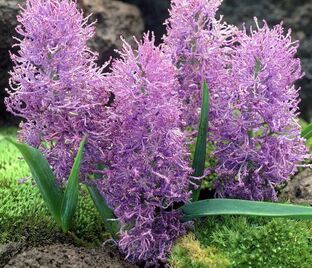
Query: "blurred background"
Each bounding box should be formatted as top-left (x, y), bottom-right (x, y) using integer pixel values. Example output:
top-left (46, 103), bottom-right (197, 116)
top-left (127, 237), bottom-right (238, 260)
top-left (1, 0), bottom-right (311, 125)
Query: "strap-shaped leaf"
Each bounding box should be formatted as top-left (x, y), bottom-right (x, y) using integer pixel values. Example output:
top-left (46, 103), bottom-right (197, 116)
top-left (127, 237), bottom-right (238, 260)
top-left (182, 199), bottom-right (312, 221)
top-left (87, 164), bottom-right (118, 238)
top-left (301, 122), bottom-right (312, 140)
top-left (86, 184), bottom-right (119, 238)
top-left (191, 81), bottom-right (210, 201)
top-left (60, 136), bottom-right (87, 232)
top-left (5, 138), bottom-right (63, 225)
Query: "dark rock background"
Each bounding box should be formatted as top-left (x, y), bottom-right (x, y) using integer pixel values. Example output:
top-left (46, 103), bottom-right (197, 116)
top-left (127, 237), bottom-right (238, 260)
top-left (1, 0), bottom-right (312, 124)
top-left (0, 0), bottom-right (22, 125)
top-left (78, 0), bottom-right (144, 66)
top-left (280, 169), bottom-right (312, 205)
top-left (120, 0), bottom-right (170, 44)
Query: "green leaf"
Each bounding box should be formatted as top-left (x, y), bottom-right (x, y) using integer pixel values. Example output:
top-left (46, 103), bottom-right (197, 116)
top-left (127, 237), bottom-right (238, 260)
top-left (301, 122), bottom-right (312, 140)
top-left (4, 138), bottom-right (63, 225)
top-left (86, 184), bottom-right (119, 238)
top-left (191, 81), bottom-right (210, 201)
top-left (254, 58), bottom-right (262, 78)
top-left (181, 199), bottom-right (312, 221)
top-left (60, 136), bottom-right (87, 232)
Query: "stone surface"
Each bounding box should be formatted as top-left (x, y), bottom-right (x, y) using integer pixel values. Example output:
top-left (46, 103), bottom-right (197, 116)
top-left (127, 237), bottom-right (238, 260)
top-left (280, 169), bottom-right (312, 205)
top-left (0, 0), bottom-right (23, 125)
top-left (78, 0), bottom-right (144, 66)
top-left (4, 243), bottom-right (137, 268)
top-left (121, 0), bottom-right (170, 44)
top-left (0, 242), bottom-right (24, 267)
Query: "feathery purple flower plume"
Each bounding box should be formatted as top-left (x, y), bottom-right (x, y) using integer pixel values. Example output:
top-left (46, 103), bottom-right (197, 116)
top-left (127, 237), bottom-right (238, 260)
top-left (5, 0), bottom-right (112, 183)
top-left (164, 0), bottom-right (237, 128)
top-left (97, 34), bottom-right (192, 265)
top-left (5, 0), bottom-right (311, 266)
top-left (211, 20), bottom-right (310, 200)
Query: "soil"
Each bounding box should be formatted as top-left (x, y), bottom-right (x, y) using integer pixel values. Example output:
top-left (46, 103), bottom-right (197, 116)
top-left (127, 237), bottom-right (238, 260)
top-left (1, 242), bottom-right (137, 268)
top-left (280, 169), bottom-right (312, 205)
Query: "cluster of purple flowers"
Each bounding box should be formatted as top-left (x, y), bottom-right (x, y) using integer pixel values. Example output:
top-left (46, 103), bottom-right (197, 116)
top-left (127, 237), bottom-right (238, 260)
top-left (210, 20), bottom-right (309, 200)
top-left (5, 0), bottom-right (113, 184)
top-left (5, 0), bottom-right (310, 266)
top-left (164, 0), bottom-right (237, 128)
top-left (97, 35), bottom-right (192, 264)
top-left (6, 0), bottom-right (193, 265)
top-left (165, 0), bottom-right (309, 201)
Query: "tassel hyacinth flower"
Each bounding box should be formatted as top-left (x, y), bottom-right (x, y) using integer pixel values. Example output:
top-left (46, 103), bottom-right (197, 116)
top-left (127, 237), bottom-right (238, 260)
top-left (97, 35), bottom-right (192, 265)
top-left (164, 0), bottom-right (237, 128)
top-left (211, 20), bottom-right (310, 200)
top-left (5, 0), bottom-right (113, 183)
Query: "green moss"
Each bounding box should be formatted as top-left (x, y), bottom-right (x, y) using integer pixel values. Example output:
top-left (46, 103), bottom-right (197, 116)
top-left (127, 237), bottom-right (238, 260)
top-left (4, 126), bottom-right (312, 267)
top-left (170, 216), bottom-right (312, 267)
top-left (0, 127), bottom-right (107, 245)
top-left (169, 233), bottom-right (230, 268)
top-left (192, 216), bottom-right (312, 268)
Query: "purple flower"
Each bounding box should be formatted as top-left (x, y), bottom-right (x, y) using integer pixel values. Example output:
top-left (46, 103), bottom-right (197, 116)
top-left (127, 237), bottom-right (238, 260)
top-left (96, 34), bottom-right (192, 265)
top-left (5, 0), bottom-right (112, 183)
top-left (165, 0), bottom-right (309, 201)
top-left (210, 20), bottom-right (310, 200)
top-left (164, 0), bottom-right (237, 128)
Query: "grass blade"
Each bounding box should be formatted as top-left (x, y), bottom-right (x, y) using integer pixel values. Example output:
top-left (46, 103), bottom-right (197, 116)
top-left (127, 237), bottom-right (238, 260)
top-left (182, 199), bottom-right (312, 221)
top-left (191, 81), bottom-right (210, 201)
top-left (301, 122), bottom-right (312, 140)
top-left (4, 138), bottom-right (63, 225)
top-left (86, 184), bottom-right (119, 238)
top-left (60, 136), bottom-right (87, 232)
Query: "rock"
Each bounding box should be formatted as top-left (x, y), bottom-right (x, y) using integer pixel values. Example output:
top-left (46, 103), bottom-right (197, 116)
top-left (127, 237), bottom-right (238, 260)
top-left (0, 0), bottom-right (144, 125)
top-left (78, 0), bottom-right (144, 66)
top-left (4, 243), bottom-right (137, 268)
top-left (0, 0), bottom-right (23, 125)
top-left (280, 169), bottom-right (312, 205)
top-left (120, 0), bottom-right (170, 44)
top-left (0, 242), bottom-right (24, 267)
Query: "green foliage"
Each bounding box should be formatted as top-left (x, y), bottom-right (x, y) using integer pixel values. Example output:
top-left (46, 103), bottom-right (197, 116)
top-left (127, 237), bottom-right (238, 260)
top-left (182, 199), bottom-right (312, 221)
top-left (5, 137), bottom-right (64, 227)
top-left (192, 81), bottom-right (210, 201)
top-left (299, 119), bottom-right (312, 151)
top-left (169, 233), bottom-right (230, 268)
top-left (87, 183), bottom-right (119, 239)
top-left (61, 136), bottom-right (87, 232)
top-left (194, 216), bottom-right (312, 268)
top-left (5, 136), bottom-right (87, 232)
top-left (0, 128), bottom-right (107, 245)
top-left (190, 141), bottom-right (217, 190)
top-left (301, 122), bottom-right (312, 140)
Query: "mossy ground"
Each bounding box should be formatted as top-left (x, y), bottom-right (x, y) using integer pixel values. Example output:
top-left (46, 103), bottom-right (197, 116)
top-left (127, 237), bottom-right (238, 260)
top-left (171, 121), bottom-right (312, 267)
top-left (170, 216), bottom-right (312, 268)
top-left (0, 127), bottom-right (107, 246)
top-left (2, 127), bottom-right (312, 267)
